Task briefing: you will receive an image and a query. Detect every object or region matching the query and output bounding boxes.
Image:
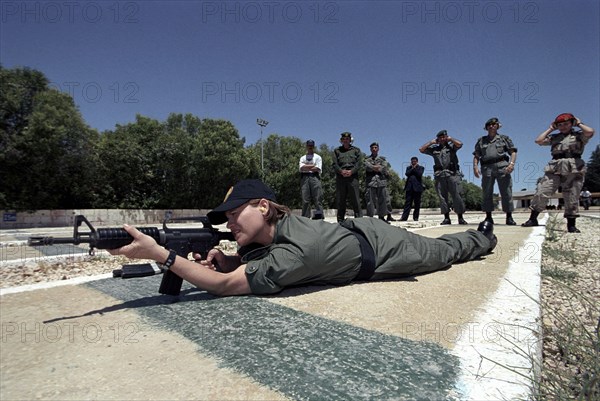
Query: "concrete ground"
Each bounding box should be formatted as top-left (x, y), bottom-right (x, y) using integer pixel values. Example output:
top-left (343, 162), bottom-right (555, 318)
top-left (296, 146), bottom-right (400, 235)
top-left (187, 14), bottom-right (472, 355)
top-left (1, 211), bottom-right (543, 400)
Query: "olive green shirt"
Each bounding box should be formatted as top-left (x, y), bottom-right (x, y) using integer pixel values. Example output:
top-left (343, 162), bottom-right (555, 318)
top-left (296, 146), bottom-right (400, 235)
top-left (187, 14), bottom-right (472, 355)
top-left (243, 215), bottom-right (362, 294)
top-left (243, 215), bottom-right (491, 294)
top-left (365, 155), bottom-right (391, 187)
top-left (422, 143), bottom-right (461, 177)
top-left (473, 134), bottom-right (517, 166)
top-left (332, 145), bottom-right (363, 175)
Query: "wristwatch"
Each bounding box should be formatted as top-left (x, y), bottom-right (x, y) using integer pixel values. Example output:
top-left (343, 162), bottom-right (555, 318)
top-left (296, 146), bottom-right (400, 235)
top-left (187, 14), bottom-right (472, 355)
top-left (162, 250), bottom-right (177, 270)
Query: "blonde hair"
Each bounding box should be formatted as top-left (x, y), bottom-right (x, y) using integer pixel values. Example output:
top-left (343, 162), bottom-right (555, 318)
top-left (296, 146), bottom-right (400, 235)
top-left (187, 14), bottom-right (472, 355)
top-left (248, 199), bottom-right (291, 224)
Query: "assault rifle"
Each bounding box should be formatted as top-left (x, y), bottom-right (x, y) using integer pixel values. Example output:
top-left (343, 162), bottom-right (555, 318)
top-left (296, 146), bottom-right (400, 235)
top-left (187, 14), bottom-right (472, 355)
top-left (27, 215), bottom-right (235, 296)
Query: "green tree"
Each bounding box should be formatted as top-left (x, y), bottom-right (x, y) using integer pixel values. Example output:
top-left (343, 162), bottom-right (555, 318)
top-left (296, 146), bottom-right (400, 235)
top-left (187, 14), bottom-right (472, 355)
top-left (247, 134), bottom-right (304, 208)
top-left (318, 143), bottom-right (337, 209)
top-left (461, 181), bottom-right (483, 211)
top-left (420, 176), bottom-right (440, 208)
top-left (189, 118), bottom-right (255, 208)
top-left (96, 115), bottom-right (165, 208)
top-left (0, 66), bottom-right (98, 209)
top-left (95, 114), bottom-right (253, 209)
top-left (584, 145), bottom-right (600, 192)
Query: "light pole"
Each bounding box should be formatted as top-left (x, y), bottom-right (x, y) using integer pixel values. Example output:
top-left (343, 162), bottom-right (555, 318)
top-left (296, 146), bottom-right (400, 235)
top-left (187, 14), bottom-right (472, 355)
top-left (256, 118), bottom-right (269, 176)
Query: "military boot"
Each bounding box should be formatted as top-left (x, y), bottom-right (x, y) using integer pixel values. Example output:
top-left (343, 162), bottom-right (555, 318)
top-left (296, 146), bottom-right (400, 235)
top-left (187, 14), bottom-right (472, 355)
top-left (457, 214), bottom-right (468, 225)
top-left (477, 220), bottom-right (497, 253)
top-left (505, 212), bottom-right (516, 225)
top-left (521, 210), bottom-right (540, 227)
top-left (484, 212), bottom-right (494, 224)
top-left (440, 213), bottom-right (451, 225)
top-left (567, 217), bottom-right (580, 233)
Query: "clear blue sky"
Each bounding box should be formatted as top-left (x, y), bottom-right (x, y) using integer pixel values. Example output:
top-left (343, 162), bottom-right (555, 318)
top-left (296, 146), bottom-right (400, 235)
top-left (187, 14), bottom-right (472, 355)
top-left (2, 0), bottom-right (599, 190)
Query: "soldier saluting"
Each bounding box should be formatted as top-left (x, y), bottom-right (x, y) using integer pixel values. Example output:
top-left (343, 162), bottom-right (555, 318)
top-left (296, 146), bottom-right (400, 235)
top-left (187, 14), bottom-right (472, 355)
top-left (522, 113), bottom-right (595, 233)
top-left (420, 130), bottom-right (468, 225)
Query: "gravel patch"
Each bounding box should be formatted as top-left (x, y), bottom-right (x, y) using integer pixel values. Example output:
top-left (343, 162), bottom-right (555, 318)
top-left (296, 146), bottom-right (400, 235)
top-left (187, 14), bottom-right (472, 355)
top-left (538, 215), bottom-right (599, 399)
top-left (0, 242), bottom-right (239, 289)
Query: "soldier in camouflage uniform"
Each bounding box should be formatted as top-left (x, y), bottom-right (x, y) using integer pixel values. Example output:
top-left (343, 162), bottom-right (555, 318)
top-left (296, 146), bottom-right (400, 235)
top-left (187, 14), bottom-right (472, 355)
top-left (473, 118), bottom-right (518, 225)
top-left (365, 142), bottom-right (391, 223)
top-left (522, 113), bottom-right (595, 233)
top-left (420, 130), bottom-right (468, 225)
top-left (333, 132), bottom-right (363, 222)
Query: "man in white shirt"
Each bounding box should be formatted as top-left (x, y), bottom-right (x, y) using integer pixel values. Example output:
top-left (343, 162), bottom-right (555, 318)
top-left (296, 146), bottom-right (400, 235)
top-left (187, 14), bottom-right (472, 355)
top-left (299, 139), bottom-right (324, 219)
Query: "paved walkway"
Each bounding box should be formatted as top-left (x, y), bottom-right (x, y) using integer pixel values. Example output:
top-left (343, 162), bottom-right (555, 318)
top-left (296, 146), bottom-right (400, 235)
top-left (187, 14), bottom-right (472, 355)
top-left (1, 212), bottom-right (543, 400)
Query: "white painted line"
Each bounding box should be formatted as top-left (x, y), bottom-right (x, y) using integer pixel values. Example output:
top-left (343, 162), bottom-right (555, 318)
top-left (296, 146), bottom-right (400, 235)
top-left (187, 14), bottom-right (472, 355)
top-left (0, 272), bottom-right (114, 296)
top-left (0, 240), bottom-right (29, 247)
top-left (453, 215), bottom-right (547, 400)
top-left (1, 250), bottom-right (111, 267)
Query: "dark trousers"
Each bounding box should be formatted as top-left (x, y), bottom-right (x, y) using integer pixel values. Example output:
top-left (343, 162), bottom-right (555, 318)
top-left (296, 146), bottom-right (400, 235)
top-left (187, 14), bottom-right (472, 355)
top-left (401, 190), bottom-right (422, 221)
top-left (481, 165), bottom-right (513, 213)
top-left (336, 175), bottom-right (363, 221)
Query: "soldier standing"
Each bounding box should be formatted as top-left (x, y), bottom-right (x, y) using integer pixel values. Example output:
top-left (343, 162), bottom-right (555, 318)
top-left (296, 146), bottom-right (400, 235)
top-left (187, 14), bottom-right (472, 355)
top-left (299, 139), bottom-right (324, 219)
top-left (333, 132), bottom-right (363, 222)
top-left (419, 130), bottom-right (468, 225)
top-left (473, 118), bottom-right (518, 225)
top-left (522, 113), bottom-right (595, 233)
top-left (365, 142), bottom-right (392, 223)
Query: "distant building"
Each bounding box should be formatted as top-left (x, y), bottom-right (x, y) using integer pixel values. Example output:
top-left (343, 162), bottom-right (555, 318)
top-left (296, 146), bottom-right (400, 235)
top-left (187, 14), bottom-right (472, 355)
top-left (504, 190), bottom-right (599, 210)
top-left (510, 190), bottom-right (560, 209)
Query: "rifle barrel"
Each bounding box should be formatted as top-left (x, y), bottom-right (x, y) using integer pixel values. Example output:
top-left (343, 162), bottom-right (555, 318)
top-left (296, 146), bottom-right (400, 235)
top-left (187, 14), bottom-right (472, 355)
top-left (28, 236), bottom-right (88, 246)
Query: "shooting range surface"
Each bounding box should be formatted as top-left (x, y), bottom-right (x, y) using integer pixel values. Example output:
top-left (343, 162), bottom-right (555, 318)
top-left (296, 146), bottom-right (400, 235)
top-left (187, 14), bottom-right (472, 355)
top-left (1, 215), bottom-right (540, 400)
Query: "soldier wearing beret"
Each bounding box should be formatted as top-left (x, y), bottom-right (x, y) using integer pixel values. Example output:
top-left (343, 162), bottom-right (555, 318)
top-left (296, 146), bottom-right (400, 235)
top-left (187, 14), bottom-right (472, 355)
top-left (365, 142), bottom-right (392, 223)
top-left (522, 113), bottom-right (595, 233)
top-left (420, 130), bottom-right (468, 225)
top-left (473, 118), bottom-right (518, 225)
top-left (332, 132), bottom-right (363, 222)
top-left (299, 139), bottom-right (324, 219)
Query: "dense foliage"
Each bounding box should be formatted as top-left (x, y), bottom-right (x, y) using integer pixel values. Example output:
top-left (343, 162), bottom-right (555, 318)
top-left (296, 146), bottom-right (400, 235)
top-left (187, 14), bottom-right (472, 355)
top-left (584, 145), bottom-right (600, 192)
top-left (1, 66), bottom-right (485, 211)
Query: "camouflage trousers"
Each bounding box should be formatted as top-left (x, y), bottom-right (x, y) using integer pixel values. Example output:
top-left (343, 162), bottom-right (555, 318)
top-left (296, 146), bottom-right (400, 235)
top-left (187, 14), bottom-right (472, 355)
top-left (365, 185), bottom-right (388, 218)
top-left (531, 171), bottom-right (584, 217)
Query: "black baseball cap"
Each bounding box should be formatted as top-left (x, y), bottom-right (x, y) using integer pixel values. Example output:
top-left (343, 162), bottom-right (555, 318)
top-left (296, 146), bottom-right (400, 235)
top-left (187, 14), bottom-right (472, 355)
top-left (207, 179), bottom-right (277, 225)
top-left (306, 139), bottom-right (315, 146)
top-left (436, 130), bottom-right (448, 137)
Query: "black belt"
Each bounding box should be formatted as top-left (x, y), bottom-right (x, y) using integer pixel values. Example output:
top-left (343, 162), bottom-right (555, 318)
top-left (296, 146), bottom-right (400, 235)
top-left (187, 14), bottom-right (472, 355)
top-left (301, 172), bottom-right (320, 178)
top-left (553, 153), bottom-right (581, 160)
top-left (481, 156), bottom-right (509, 166)
top-left (348, 230), bottom-right (376, 281)
top-left (433, 165), bottom-right (458, 172)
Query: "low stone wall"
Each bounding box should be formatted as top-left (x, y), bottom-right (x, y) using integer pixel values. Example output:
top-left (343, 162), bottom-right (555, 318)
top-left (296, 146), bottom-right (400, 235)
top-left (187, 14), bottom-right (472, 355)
top-left (0, 209), bottom-right (213, 229)
top-left (1, 208), bottom-right (460, 229)
top-left (0, 209), bottom-right (335, 229)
